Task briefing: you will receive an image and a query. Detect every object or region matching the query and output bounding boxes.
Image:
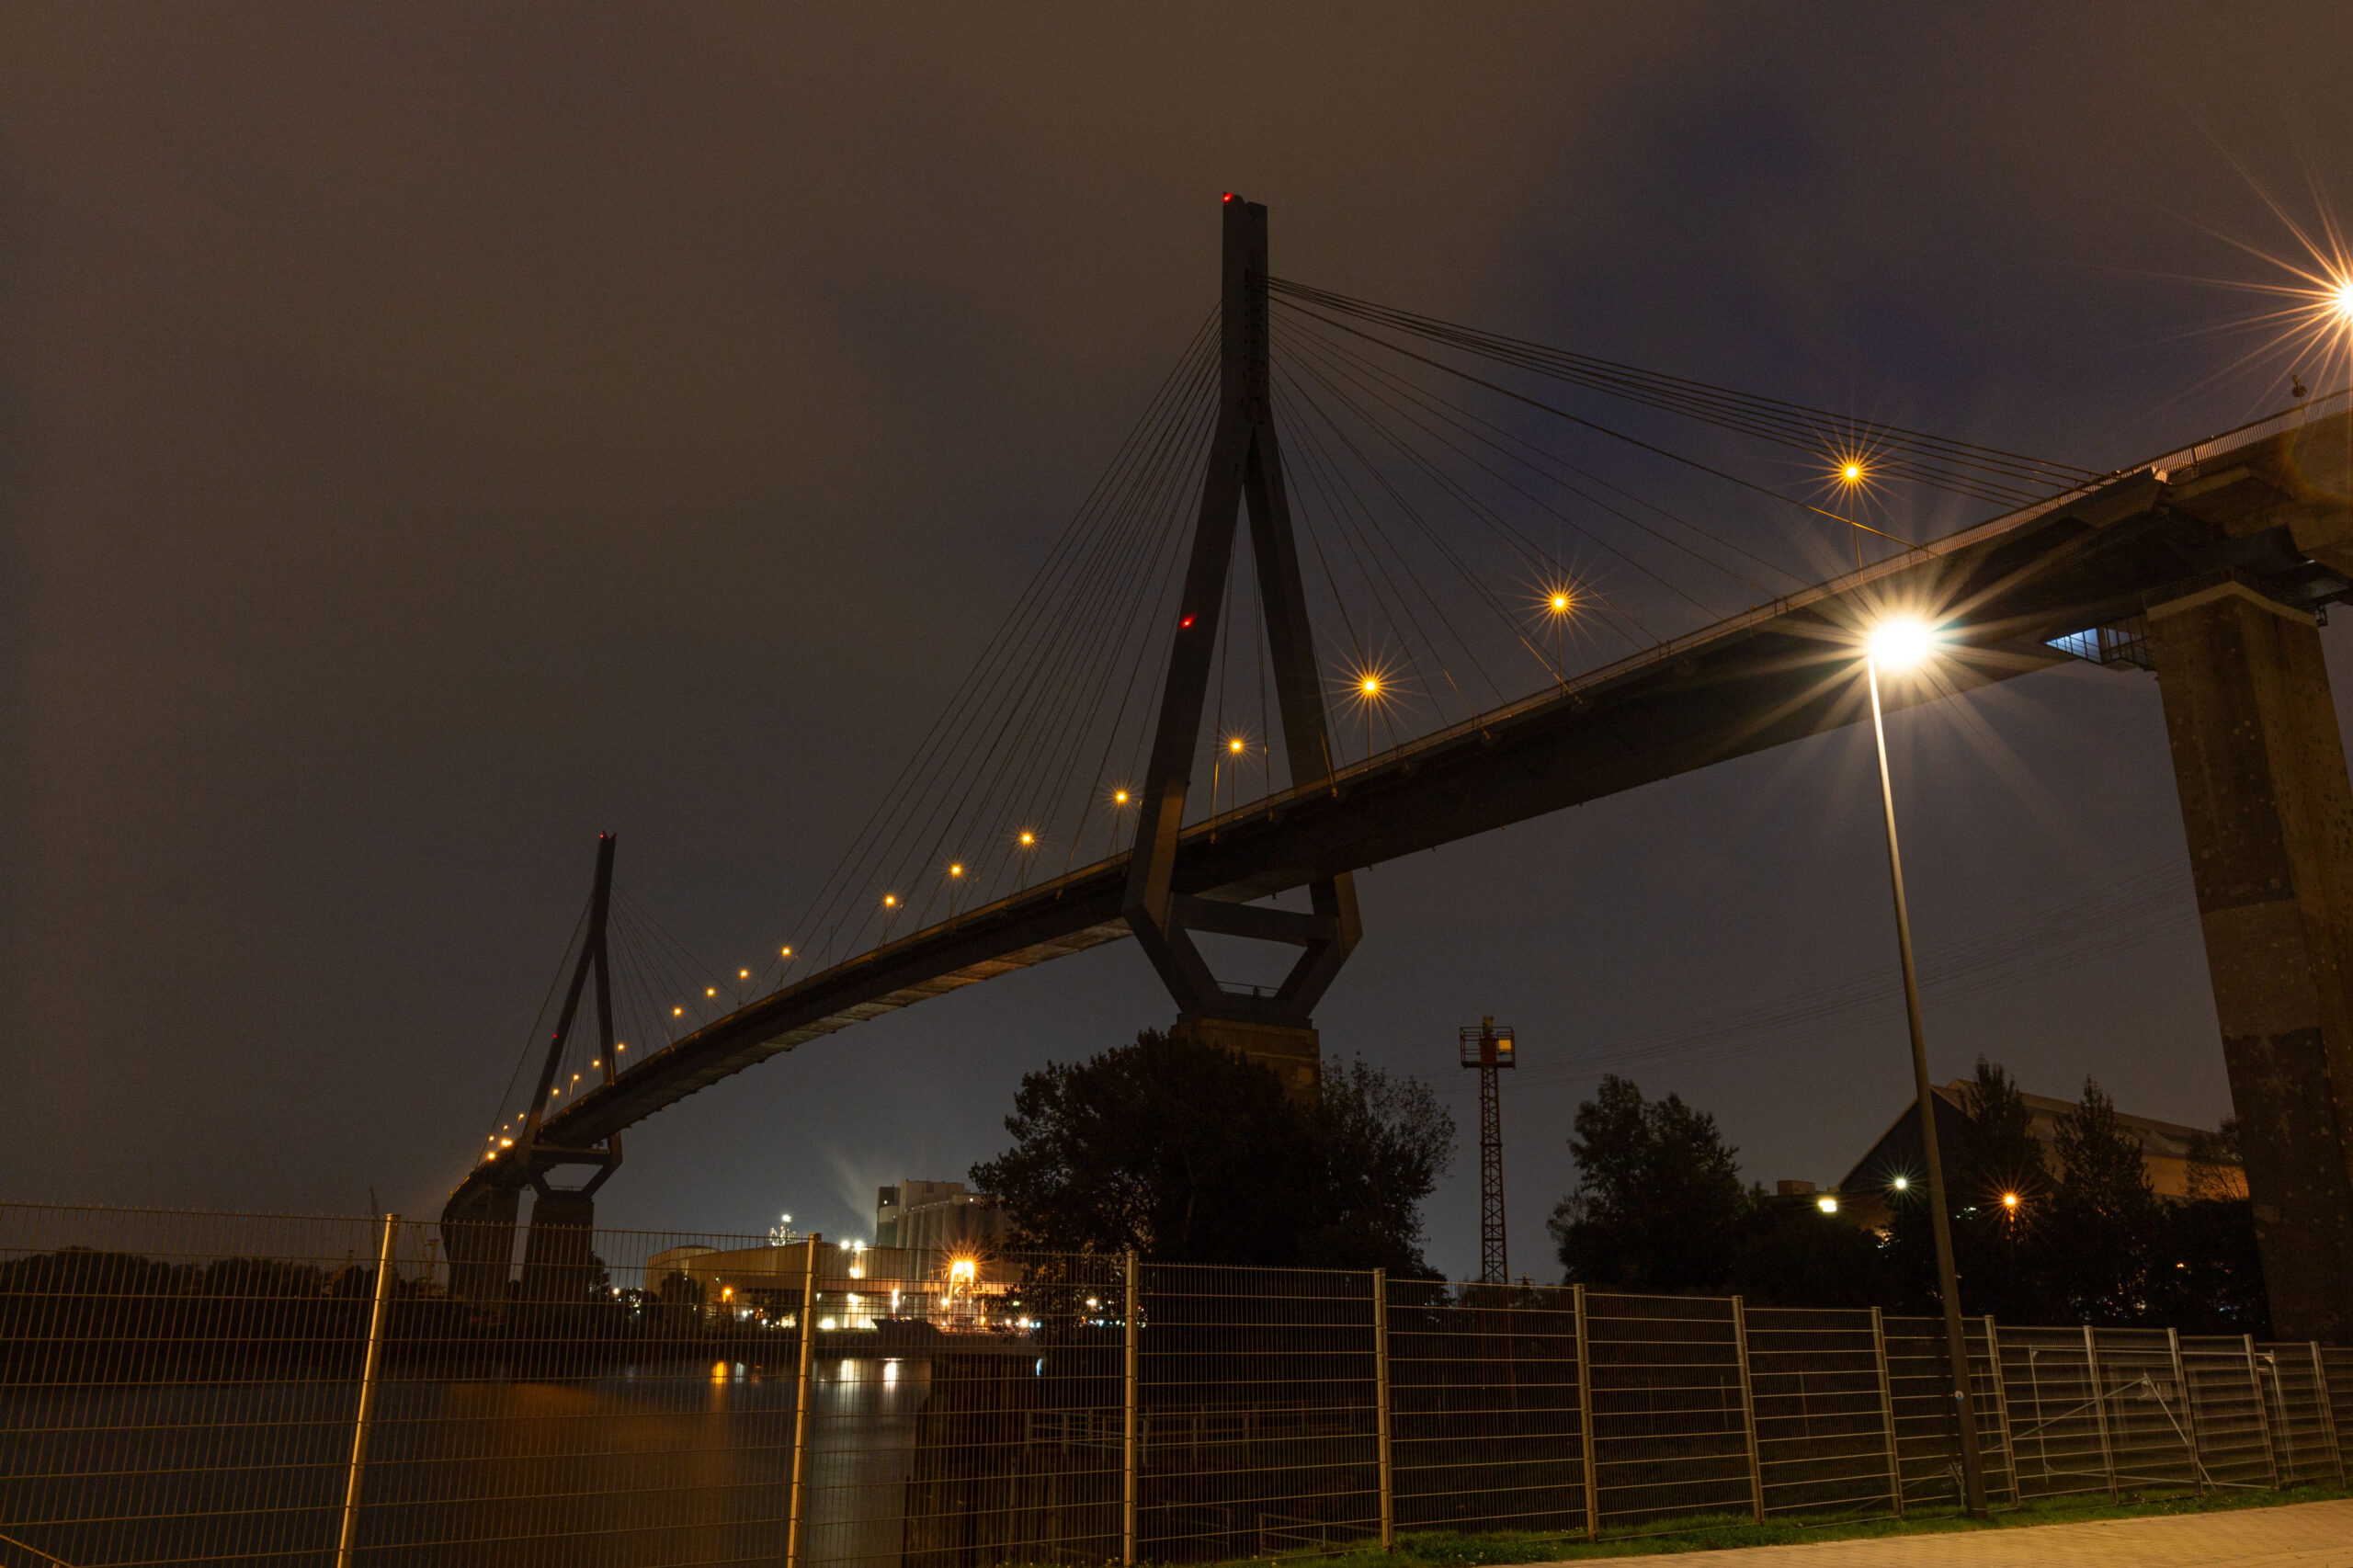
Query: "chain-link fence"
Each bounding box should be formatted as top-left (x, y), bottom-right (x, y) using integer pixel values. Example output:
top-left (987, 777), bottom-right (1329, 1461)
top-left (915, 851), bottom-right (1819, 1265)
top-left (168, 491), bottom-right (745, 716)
top-left (2, 1203), bottom-right (2346, 1566)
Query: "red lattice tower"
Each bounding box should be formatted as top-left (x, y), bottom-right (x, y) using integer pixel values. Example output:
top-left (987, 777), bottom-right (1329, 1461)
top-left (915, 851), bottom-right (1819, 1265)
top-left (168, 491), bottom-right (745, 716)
top-left (1460, 1018), bottom-right (1516, 1284)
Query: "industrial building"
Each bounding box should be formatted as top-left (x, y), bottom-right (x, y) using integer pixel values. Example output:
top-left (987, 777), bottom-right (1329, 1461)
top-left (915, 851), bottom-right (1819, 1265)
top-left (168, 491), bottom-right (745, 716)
top-left (1829, 1078), bottom-right (2245, 1233)
top-left (875, 1178), bottom-right (1006, 1253)
top-left (640, 1237), bottom-right (1014, 1330)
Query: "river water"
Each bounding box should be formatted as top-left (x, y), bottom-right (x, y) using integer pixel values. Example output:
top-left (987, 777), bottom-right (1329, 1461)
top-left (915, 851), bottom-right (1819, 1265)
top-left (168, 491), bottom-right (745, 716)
top-left (0, 1356), bottom-right (932, 1568)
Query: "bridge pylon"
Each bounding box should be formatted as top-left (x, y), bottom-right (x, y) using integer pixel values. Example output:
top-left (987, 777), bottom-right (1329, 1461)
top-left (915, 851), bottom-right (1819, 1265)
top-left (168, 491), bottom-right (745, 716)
top-left (2147, 555), bottom-right (2353, 1340)
top-left (1123, 194), bottom-right (1360, 1101)
top-left (443, 833), bottom-right (626, 1303)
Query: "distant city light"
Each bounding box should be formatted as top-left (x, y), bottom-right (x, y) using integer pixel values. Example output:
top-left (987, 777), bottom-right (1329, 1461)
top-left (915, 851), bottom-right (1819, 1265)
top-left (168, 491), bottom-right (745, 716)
top-left (1816, 1196), bottom-right (1839, 1214)
top-left (1891, 1176), bottom-right (1908, 1190)
top-left (1018, 831), bottom-right (1036, 847)
top-left (949, 863), bottom-right (964, 877)
top-left (883, 893), bottom-right (898, 907)
top-left (2002, 1191), bottom-right (2021, 1210)
top-left (739, 968), bottom-right (749, 979)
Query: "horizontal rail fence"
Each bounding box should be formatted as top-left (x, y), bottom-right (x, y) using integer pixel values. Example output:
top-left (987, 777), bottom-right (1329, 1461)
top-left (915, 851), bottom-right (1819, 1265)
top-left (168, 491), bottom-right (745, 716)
top-left (1579, 1292), bottom-right (1752, 1530)
top-left (4, 1204), bottom-right (2349, 1567)
top-left (1744, 1307), bottom-right (1902, 1519)
top-left (1137, 1264), bottom-right (1381, 1562)
top-left (898, 1253), bottom-right (1125, 1568)
top-left (1382, 1280), bottom-right (1583, 1539)
top-left (1881, 1315), bottom-right (2012, 1511)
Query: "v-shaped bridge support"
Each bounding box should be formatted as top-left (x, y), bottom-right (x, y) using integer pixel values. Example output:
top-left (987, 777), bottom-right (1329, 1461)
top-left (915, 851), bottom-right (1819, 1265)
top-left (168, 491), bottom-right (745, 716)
top-left (443, 833), bottom-right (625, 1301)
top-left (1123, 196), bottom-right (1361, 1075)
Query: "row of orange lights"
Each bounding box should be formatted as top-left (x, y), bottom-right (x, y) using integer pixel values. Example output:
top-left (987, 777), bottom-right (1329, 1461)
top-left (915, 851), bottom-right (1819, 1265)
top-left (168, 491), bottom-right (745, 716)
top-left (484, 548), bottom-right (1966, 1159)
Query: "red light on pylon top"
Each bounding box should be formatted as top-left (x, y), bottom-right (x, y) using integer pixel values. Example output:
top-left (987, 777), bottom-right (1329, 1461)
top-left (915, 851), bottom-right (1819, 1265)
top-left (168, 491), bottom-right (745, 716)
top-left (1222, 193), bottom-right (1233, 203)
top-left (1179, 614), bottom-right (1195, 628)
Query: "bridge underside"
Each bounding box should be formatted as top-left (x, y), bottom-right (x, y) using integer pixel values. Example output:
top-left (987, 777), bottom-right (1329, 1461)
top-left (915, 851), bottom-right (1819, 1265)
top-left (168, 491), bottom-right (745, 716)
top-left (460, 409), bottom-right (2353, 1335)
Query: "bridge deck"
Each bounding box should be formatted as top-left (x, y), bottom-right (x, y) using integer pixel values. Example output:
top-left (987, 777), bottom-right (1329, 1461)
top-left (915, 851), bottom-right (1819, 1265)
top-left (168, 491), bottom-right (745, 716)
top-left (479, 404), bottom-right (2352, 1176)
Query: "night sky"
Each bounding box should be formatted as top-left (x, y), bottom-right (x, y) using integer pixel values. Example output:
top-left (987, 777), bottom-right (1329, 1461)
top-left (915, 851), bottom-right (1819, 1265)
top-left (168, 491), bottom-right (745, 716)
top-left (6, 6), bottom-right (2353, 1280)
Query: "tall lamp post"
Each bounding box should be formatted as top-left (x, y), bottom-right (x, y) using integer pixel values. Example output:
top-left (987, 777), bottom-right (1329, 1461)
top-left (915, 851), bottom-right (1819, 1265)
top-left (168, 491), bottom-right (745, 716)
top-left (1864, 616), bottom-right (1989, 1517)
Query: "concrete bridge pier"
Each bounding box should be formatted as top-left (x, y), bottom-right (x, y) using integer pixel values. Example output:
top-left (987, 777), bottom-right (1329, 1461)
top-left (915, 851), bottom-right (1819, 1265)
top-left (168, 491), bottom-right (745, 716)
top-left (1172, 1016), bottom-right (1322, 1104)
top-left (519, 1188), bottom-right (600, 1302)
top-left (442, 1180), bottom-right (521, 1303)
top-left (2148, 577), bottom-right (2353, 1341)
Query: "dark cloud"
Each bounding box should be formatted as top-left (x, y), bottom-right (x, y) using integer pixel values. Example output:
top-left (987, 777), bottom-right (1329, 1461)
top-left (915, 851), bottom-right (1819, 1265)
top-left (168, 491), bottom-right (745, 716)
top-left (5, 5), bottom-right (2349, 1276)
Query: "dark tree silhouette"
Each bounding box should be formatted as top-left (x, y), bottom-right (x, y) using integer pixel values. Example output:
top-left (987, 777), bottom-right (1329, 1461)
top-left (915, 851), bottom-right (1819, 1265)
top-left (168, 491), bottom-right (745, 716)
top-left (1889, 1058), bottom-right (2057, 1320)
top-left (2042, 1077), bottom-right (2166, 1324)
top-left (1301, 1055), bottom-right (1455, 1275)
top-left (973, 1029), bottom-right (1453, 1269)
top-left (1549, 1074), bottom-right (1747, 1293)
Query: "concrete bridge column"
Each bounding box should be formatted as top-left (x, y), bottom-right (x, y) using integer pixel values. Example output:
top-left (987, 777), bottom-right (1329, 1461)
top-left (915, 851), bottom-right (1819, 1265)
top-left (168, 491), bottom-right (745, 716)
top-left (2148, 578), bottom-right (2353, 1340)
top-left (1171, 1017), bottom-right (1322, 1104)
top-left (520, 1189), bottom-right (599, 1303)
top-left (441, 1182), bottom-right (520, 1304)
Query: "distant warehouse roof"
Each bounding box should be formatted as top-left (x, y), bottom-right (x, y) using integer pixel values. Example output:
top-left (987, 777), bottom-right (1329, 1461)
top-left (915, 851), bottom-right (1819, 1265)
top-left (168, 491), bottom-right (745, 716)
top-left (1832, 1079), bottom-right (2243, 1232)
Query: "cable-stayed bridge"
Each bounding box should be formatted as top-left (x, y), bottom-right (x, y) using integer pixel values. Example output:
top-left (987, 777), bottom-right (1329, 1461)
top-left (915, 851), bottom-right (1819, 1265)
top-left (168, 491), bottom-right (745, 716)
top-left (449, 196), bottom-right (2353, 1340)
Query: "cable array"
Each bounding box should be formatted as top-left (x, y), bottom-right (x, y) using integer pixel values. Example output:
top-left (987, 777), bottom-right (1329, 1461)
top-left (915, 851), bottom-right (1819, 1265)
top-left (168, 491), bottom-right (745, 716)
top-left (474, 274), bottom-right (2104, 1126)
top-left (1269, 279), bottom-right (2105, 510)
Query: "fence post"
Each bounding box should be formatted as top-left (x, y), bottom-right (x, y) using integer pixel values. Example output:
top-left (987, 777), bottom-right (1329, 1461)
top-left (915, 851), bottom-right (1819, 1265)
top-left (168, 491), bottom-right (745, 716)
top-left (2082, 1325), bottom-right (2118, 1501)
top-left (2313, 1343), bottom-right (2346, 1486)
top-left (334, 1213), bottom-right (399, 1568)
top-left (787, 1233), bottom-right (821, 1568)
top-left (1573, 1284), bottom-right (1599, 1542)
top-left (2168, 1328), bottom-right (2206, 1496)
top-left (1372, 1267), bottom-right (1393, 1549)
top-left (1870, 1307), bottom-right (1903, 1517)
top-left (1731, 1296), bottom-right (1764, 1525)
top-left (2245, 1335), bottom-right (2281, 1488)
top-left (1123, 1249), bottom-right (1139, 1567)
top-left (1981, 1316), bottom-right (2017, 1506)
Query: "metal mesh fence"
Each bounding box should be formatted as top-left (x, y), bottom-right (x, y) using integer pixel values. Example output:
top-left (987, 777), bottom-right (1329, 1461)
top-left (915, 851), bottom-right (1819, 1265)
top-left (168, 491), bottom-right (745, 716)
top-left (3, 1202), bottom-right (2347, 1567)
top-left (1383, 1280), bottom-right (1581, 1540)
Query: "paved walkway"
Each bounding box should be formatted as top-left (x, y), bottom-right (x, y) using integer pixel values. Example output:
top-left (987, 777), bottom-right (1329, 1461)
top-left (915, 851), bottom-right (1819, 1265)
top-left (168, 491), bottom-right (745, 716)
top-left (1609, 1499), bottom-right (2353, 1565)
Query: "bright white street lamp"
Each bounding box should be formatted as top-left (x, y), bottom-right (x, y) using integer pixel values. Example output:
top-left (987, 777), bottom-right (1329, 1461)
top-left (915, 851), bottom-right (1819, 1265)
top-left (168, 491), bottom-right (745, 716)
top-left (1862, 618), bottom-right (1988, 1517)
top-left (1866, 616), bottom-right (1937, 671)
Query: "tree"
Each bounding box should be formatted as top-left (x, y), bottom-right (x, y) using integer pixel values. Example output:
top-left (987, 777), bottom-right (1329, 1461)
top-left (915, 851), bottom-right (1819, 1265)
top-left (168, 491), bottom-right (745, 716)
top-left (2155, 1116), bottom-right (2269, 1335)
top-left (1549, 1075), bottom-right (1747, 1293)
top-left (1887, 1057), bottom-right (2056, 1321)
top-left (1302, 1055), bottom-right (1456, 1275)
top-left (1953, 1059), bottom-right (2050, 1209)
top-left (2184, 1117), bottom-right (2244, 1202)
top-left (1733, 1199), bottom-right (1901, 1309)
top-left (2041, 1077), bottom-right (2165, 1324)
top-left (972, 1029), bottom-right (1452, 1268)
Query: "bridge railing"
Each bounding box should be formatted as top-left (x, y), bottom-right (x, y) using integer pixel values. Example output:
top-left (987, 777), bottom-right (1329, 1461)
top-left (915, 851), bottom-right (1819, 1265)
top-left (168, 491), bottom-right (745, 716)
top-left (1, 1203), bottom-right (2347, 1567)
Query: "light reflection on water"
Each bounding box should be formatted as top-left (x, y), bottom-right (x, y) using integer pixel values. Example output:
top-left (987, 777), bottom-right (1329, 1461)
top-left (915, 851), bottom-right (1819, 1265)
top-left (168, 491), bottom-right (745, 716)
top-left (0, 1357), bottom-right (933, 1568)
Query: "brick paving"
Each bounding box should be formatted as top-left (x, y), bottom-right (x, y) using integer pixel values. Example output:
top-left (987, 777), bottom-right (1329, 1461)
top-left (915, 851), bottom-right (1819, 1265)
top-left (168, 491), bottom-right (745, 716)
top-left (1587, 1498), bottom-right (2353, 1565)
